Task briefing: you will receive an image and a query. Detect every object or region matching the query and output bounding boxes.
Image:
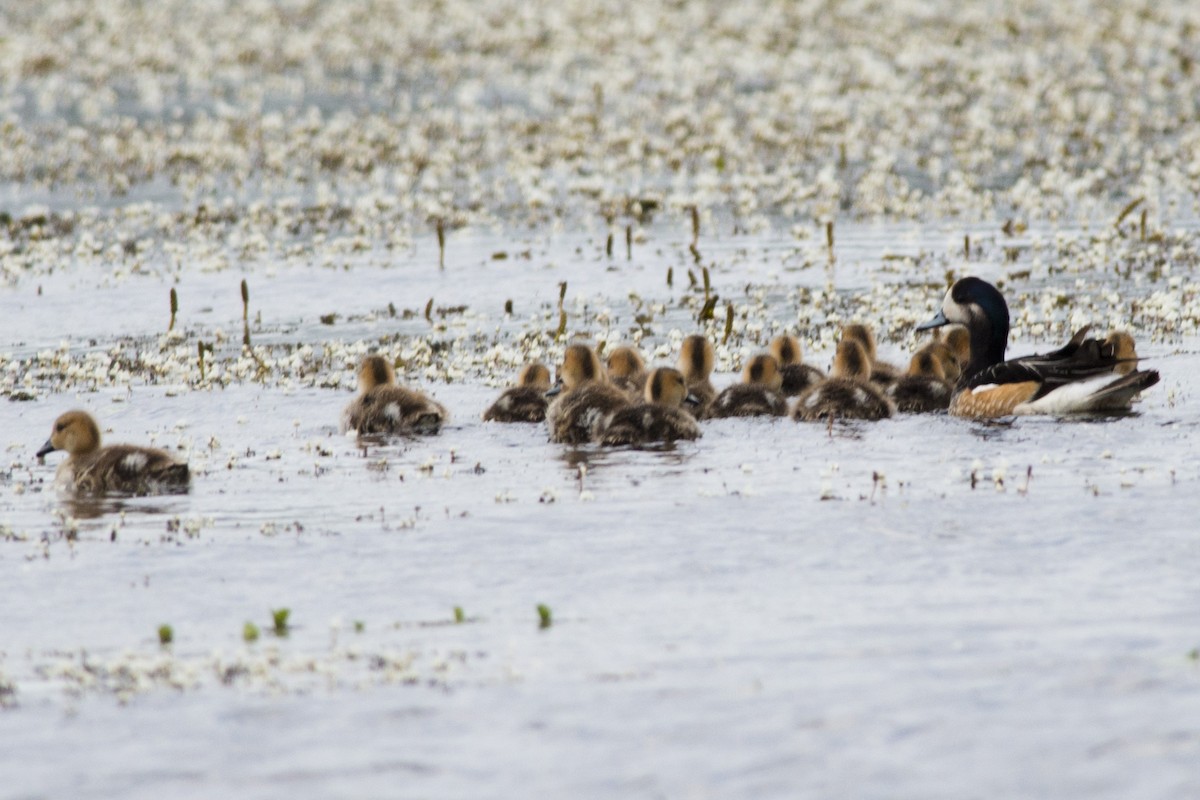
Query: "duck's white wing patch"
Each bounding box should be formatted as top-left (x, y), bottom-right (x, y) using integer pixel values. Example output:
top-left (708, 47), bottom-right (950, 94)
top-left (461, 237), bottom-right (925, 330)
top-left (1014, 373), bottom-right (1123, 414)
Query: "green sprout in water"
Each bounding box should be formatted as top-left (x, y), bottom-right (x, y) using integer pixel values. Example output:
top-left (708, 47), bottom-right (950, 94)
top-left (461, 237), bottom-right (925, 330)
top-left (454, 606), bottom-right (465, 624)
top-left (271, 607), bottom-right (291, 636)
top-left (243, 622), bottom-right (260, 642)
top-left (354, 620), bottom-right (365, 633)
top-left (158, 624), bottom-right (174, 646)
top-left (536, 604), bottom-right (553, 629)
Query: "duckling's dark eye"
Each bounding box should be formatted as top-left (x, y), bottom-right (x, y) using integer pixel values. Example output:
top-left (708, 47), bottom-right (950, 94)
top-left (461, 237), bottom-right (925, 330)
top-left (55, 423), bottom-right (65, 432)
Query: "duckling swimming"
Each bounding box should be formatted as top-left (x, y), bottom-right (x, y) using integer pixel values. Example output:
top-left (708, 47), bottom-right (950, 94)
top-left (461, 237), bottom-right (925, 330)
top-left (36, 410), bottom-right (189, 494)
top-left (708, 354), bottom-right (789, 418)
top-left (677, 334), bottom-right (717, 418)
top-left (769, 334), bottom-right (825, 396)
top-left (915, 277), bottom-right (1159, 416)
top-left (597, 367), bottom-right (702, 446)
top-left (885, 344), bottom-right (954, 413)
top-left (483, 363), bottom-right (552, 423)
top-left (841, 323), bottom-right (901, 387)
top-left (1104, 331), bottom-right (1138, 375)
top-left (342, 355), bottom-right (448, 435)
top-left (794, 340), bottom-right (895, 422)
top-left (940, 324), bottom-right (971, 373)
top-left (546, 344), bottom-right (631, 444)
top-left (605, 345), bottom-right (648, 398)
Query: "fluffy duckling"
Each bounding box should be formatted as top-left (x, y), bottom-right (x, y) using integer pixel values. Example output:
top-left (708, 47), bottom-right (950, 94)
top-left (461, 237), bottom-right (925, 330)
top-left (769, 334), bottom-right (825, 396)
top-left (794, 340), bottom-right (895, 421)
top-left (605, 345), bottom-right (649, 398)
top-left (708, 354), bottom-right (789, 418)
top-left (916, 277), bottom-right (1158, 416)
top-left (841, 323), bottom-right (902, 387)
top-left (1104, 331), bottom-right (1138, 375)
top-left (342, 355), bottom-right (448, 435)
top-left (597, 367), bottom-right (702, 446)
top-left (940, 324), bottom-right (971, 372)
top-left (677, 334), bottom-right (717, 418)
top-left (885, 344), bottom-right (954, 413)
top-left (482, 363), bottom-right (552, 423)
top-left (36, 410), bottom-right (189, 494)
top-left (546, 344), bottom-right (632, 444)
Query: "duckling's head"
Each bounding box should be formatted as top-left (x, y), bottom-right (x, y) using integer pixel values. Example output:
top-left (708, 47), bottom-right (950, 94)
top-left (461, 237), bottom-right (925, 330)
top-left (678, 335), bottom-right (715, 382)
top-left (37, 410), bottom-right (102, 458)
top-left (841, 324), bottom-right (877, 361)
top-left (908, 347), bottom-right (947, 380)
top-left (918, 341), bottom-right (960, 382)
top-left (941, 325), bottom-right (971, 366)
top-left (358, 355), bottom-right (397, 392)
top-left (769, 334), bottom-right (803, 366)
top-left (645, 367), bottom-right (694, 407)
top-left (832, 340), bottom-right (872, 380)
top-left (556, 344), bottom-right (606, 391)
top-left (1105, 331), bottom-right (1137, 361)
top-left (606, 346), bottom-right (646, 379)
top-left (742, 354), bottom-right (783, 392)
top-left (518, 362), bottom-right (552, 391)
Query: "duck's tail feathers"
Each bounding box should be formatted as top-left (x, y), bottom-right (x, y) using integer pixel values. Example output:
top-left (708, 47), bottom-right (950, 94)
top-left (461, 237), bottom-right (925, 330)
top-left (1085, 369), bottom-right (1160, 411)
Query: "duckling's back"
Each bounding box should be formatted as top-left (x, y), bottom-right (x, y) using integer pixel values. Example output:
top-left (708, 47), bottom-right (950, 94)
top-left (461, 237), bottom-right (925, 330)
top-left (66, 445), bottom-right (189, 494)
top-left (547, 383), bottom-right (630, 444)
top-left (483, 386), bottom-right (548, 422)
top-left (344, 385), bottom-right (448, 435)
top-left (794, 379), bottom-right (894, 421)
top-left (597, 404), bottom-right (700, 446)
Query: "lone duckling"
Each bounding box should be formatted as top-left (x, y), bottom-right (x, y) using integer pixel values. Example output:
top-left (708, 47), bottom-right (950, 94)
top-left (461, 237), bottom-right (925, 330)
top-left (841, 323), bottom-right (902, 387)
top-left (36, 410), bottom-right (189, 494)
top-left (482, 363), bottom-right (552, 423)
top-left (342, 355), bottom-right (448, 435)
top-left (915, 277), bottom-right (1158, 416)
top-left (1104, 331), bottom-right (1138, 375)
top-left (885, 344), bottom-right (954, 413)
top-left (794, 340), bottom-right (895, 422)
top-left (708, 354), bottom-right (789, 418)
top-left (677, 334), bottom-right (717, 418)
top-left (769, 334), bottom-right (825, 396)
top-left (597, 367), bottom-right (702, 446)
top-left (546, 344), bottom-right (631, 444)
top-left (605, 345), bottom-right (649, 398)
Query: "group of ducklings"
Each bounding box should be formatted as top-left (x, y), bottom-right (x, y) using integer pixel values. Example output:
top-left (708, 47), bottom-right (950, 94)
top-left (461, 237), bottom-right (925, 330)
top-left (36, 277), bottom-right (1156, 495)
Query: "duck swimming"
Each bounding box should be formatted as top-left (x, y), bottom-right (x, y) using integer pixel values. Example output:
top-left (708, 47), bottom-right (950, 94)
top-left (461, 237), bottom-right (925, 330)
top-left (546, 343), bottom-right (631, 444)
top-left (708, 354), bottom-right (788, 418)
top-left (885, 343), bottom-right (954, 413)
top-left (597, 367), bottom-right (702, 446)
top-left (841, 323), bottom-right (901, 387)
top-left (769, 334), bottom-right (825, 396)
top-left (342, 355), bottom-right (448, 435)
top-left (482, 363), bottom-right (552, 422)
top-left (36, 410), bottom-right (189, 494)
top-left (915, 277), bottom-right (1159, 416)
top-left (677, 334), bottom-right (717, 418)
top-left (794, 340), bottom-right (895, 421)
top-left (605, 345), bottom-right (649, 398)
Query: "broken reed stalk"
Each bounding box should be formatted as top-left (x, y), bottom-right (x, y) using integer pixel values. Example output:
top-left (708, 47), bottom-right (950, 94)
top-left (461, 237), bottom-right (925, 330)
top-left (964, 235), bottom-right (971, 260)
top-left (690, 206), bottom-right (700, 246)
top-left (666, 267), bottom-right (674, 287)
top-left (626, 225), bottom-right (632, 260)
top-left (1114, 197), bottom-right (1144, 229)
top-left (1140, 209), bottom-right (1147, 241)
top-left (825, 221), bottom-right (834, 250)
top-left (436, 218), bottom-right (445, 268)
top-left (606, 232), bottom-right (613, 258)
top-left (240, 279), bottom-right (251, 348)
top-left (424, 297), bottom-right (434, 323)
top-left (168, 288), bottom-right (178, 332)
top-left (722, 303), bottom-right (734, 344)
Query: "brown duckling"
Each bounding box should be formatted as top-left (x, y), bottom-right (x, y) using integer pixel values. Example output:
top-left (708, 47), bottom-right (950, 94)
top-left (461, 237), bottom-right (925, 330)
top-left (341, 355), bottom-right (448, 435)
top-left (940, 324), bottom-right (971, 373)
top-left (769, 334), bottom-right (825, 396)
top-left (546, 344), bottom-right (631, 444)
top-left (36, 410), bottom-right (189, 494)
top-left (885, 344), bottom-right (954, 413)
top-left (482, 363), bottom-right (552, 423)
top-left (605, 345), bottom-right (649, 398)
top-left (708, 354), bottom-right (789, 418)
top-left (677, 334), bottom-right (717, 418)
top-left (1104, 331), bottom-right (1138, 375)
top-left (841, 323), bottom-right (902, 387)
top-left (597, 367), bottom-right (702, 446)
top-left (794, 340), bottom-right (895, 421)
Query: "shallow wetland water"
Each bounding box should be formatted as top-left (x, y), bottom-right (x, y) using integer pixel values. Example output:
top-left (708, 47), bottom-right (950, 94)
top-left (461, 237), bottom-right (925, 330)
top-left (4, 0), bottom-right (1200, 797)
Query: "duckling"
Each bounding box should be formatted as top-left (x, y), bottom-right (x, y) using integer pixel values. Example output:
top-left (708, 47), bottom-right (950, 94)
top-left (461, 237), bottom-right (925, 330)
top-left (546, 344), bottom-right (631, 444)
top-left (605, 345), bottom-right (649, 398)
top-left (342, 355), bottom-right (448, 435)
top-left (794, 340), bottom-right (895, 421)
top-left (482, 363), bottom-right (552, 423)
top-left (708, 354), bottom-right (789, 418)
top-left (921, 340), bottom-right (962, 384)
top-left (1104, 331), bottom-right (1138, 375)
top-left (940, 324), bottom-right (971, 372)
top-left (597, 367), bottom-right (702, 446)
top-left (677, 334), bottom-right (717, 418)
top-left (885, 344), bottom-right (954, 413)
top-left (915, 277), bottom-right (1158, 416)
top-left (36, 410), bottom-right (189, 494)
top-left (769, 334), bottom-right (825, 396)
top-left (841, 323), bottom-right (902, 387)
